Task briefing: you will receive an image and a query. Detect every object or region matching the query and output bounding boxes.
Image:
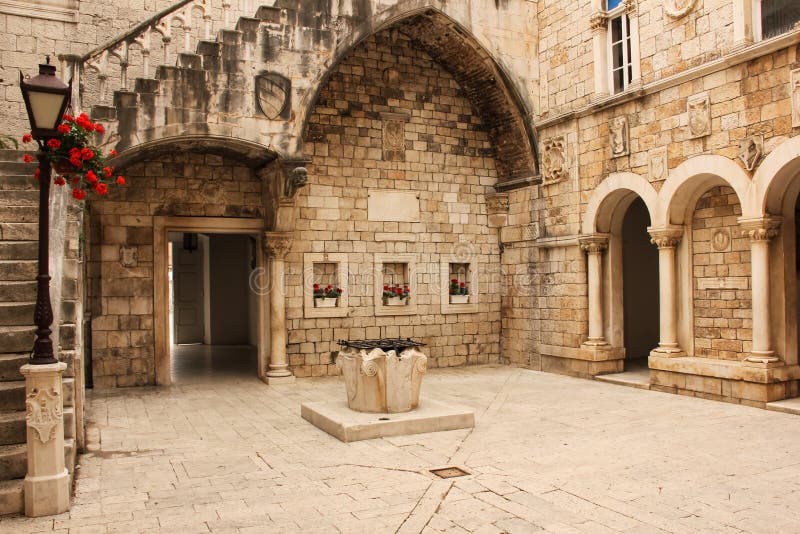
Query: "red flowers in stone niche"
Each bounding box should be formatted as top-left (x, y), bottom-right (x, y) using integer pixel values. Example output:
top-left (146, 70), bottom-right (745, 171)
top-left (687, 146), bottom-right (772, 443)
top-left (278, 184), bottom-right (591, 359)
top-left (313, 284), bottom-right (342, 299)
top-left (21, 113), bottom-right (125, 200)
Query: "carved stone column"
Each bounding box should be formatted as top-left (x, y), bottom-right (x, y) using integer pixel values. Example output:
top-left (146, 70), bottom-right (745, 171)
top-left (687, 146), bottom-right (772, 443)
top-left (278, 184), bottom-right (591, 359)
top-left (264, 231), bottom-right (295, 383)
top-left (739, 217), bottom-right (783, 366)
top-left (590, 12), bottom-right (610, 100)
top-left (580, 235), bottom-right (609, 346)
top-left (624, 0), bottom-right (642, 89)
top-left (20, 362), bottom-right (70, 517)
top-left (649, 226), bottom-right (685, 357)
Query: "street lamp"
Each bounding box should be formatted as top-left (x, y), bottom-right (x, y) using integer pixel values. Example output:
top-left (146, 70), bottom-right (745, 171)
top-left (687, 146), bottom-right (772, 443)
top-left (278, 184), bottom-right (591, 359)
top-left (19, 56), bottom-right (71, 365)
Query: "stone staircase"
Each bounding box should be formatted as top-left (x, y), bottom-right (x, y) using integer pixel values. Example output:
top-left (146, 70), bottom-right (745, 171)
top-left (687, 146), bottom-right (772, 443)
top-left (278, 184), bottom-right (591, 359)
top-left (0, 150), bottom-right (78, 515)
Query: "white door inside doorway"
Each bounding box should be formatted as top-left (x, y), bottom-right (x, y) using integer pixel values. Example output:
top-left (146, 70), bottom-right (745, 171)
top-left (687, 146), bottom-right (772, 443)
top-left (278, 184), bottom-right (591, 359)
top-left (173, 233), bottom-right (206, 344)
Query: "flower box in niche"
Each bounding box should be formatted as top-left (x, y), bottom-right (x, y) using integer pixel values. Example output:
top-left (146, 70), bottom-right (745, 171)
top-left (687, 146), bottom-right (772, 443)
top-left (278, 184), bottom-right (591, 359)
top-left (449, 294), bottom-right (469, 304)
top-left (314, 297), bottom-right (337, 308)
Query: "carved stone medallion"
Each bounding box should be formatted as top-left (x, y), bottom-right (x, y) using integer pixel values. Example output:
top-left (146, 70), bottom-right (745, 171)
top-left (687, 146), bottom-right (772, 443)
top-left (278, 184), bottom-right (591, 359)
top-left (665, 0), bottom-right (697, 19)
top-left (119, 246), bottom-right (138, 268)
top-left (382, 117), bottom-right (405, 162)
top-left (738, 135), bottom-right (763, 172)
top-left (541, 136), bottom-right (568, 184)
top-left (26, 388), bottom-right (62, 444)
top-left (255, 72), bottom-right (291, 120)
top-left (711, 228), bottom-right (731, 252)
top-left (791, 68), bottom-right (800, 128)
top-left (687, 93), bottom-right (711, 139)
top-left (649, 146), bottom-right (668, 181)
top-left (610, 116), bottom-right (629, 158)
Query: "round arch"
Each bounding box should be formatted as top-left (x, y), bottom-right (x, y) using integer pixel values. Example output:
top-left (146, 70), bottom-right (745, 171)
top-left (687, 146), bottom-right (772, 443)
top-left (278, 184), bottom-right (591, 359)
top-left (656, 155), bottom-right (757, 226)
top-left (297, 6), bottom-right (539, 184)
top-left (582, 172), bottom-right (658, 234)
top-left (754, 135), bottom-right (800, 215)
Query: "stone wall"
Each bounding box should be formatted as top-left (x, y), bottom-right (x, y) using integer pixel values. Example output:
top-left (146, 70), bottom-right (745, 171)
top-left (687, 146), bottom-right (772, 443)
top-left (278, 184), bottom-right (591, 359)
top-left (692, 186), bottom-right (751, 360)
top-left (289, 29), bottom-right (503, 378)
top-left (88, 153), bottom-right (262, 387)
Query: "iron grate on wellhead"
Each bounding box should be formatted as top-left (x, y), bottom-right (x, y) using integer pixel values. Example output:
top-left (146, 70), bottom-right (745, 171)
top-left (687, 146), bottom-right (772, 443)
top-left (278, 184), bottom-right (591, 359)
top-left (337, 338), bottom-right (425, 353)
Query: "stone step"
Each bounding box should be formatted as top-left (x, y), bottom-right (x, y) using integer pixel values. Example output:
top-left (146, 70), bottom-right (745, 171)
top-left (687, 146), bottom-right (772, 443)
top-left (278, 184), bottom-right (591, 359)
top-left (0, 326), bottom-right (34, 354)
top-left (0, 439), bottom-right (74, 482)
top-left (0, 241), bottom-right (37, 261)
top-left (0, 222), bottom-right (38, 241)
top-left (765, 397), bottom-right (800, 416)
top-left (0, 206), bottom-right (39, 223)
top-left (0, 302), bottom-right (35, 327)
top-left (0, 260), bottom-right (37, 281)
top-left (0, 354), bottom-right (26, 381)
top-left (0, 190), bottom-right (38, 206)
top-left (0, 175), bottom-right (37, 191)
top-left (0, 411), bottom-right (25, 446)
top-left (0, 161), bottom-right (37, 175)
top-left (0, 479), bottom-right (22, 516)
top-left (0, 150), bottom-right (35, 163)
top-left (178, 52), bottom-right (202, 69)
top-left (0, 281), bottom-right (36, 303)
top-left (0, 381), bottom-right (24, 412)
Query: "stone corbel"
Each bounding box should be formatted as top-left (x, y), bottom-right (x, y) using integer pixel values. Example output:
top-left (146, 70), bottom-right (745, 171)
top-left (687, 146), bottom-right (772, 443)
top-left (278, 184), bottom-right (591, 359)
top-left (259, 157), bottom-right (310, 232)
top-left (486, 193), bottom-right (509, 228)
top-left (263, 231), bottom-right (293, 260)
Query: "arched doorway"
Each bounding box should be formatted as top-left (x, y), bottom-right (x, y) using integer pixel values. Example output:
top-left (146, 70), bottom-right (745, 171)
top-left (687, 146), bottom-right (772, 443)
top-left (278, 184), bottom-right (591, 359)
top-left (621, 197), bottom-right (659, 368)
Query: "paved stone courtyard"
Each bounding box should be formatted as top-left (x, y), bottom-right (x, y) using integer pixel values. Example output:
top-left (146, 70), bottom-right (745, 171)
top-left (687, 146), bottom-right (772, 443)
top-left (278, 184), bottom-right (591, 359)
top-left (2, 365), bottom-right (800, 533)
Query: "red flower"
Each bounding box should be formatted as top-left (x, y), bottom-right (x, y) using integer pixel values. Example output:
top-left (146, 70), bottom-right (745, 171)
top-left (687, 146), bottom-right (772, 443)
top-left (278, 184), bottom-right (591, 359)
top-left (63, 114), bottom-right (73, 122)
top-left (109, 149), bottom-right (118, 156)
top-left (116, 176), bottom-right (126, 185)
top-left (71, 178), bottom-right (79, 184)
top-left (460, 282), bottom-right (465, 287)
top-left (57, 124), bottom-right (70, 134)
top-left (71, 188), bottom-right (86, 200)
top-left (22, 134), bottom-right (32, 144)
top-left (33, 168), bottom-right (40, 180)
top-left (22, 154), bottom-right (34, 163)
top-left (69, 156), bottom-right (82, 169)
top-left (96, 182), bottom-right (108, 195)
top-left (337, 288), bottom-right (342, 293)
top-left (396, 288), bottom-right (402, 295)
top-left (80, 148), bottom-right (94, 161)
top-left (383, 285), bottom-right (389, 291)
top-left (451, 279), bottom-right (457, 284)
top-left (313, 284), bottom-right (319, 289)
top-left (86, 170), bottom-right (98, 183)
top-left (103, 167), bottom-right (112, 178)
top-left (94, 124), bottom-right (104, 134)
top-left (54, 176), bottom-right (66, 186)
top-left (69, 147), bottom-right (80, 155)
top-left (46, 138), bottom-right (61, 149)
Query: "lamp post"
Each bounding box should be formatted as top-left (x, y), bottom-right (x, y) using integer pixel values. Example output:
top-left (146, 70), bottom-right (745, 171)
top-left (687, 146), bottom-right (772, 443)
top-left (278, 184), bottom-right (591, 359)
top-left (19, 56), bottom-right (71, 365)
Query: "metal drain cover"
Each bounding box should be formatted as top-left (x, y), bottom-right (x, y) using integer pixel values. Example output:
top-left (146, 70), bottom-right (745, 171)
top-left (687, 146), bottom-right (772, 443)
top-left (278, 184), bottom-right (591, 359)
top-left (430, 466), bottom-right (470, 479)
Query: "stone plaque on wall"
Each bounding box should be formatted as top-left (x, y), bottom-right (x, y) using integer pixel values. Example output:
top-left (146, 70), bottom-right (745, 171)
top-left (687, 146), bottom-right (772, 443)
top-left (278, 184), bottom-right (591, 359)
top-left (368, 189), bottom-right (420, 222)
top-left (610, 116), bottom-right (629, 158)
top-left (687, 93), bottom-right (711, 139)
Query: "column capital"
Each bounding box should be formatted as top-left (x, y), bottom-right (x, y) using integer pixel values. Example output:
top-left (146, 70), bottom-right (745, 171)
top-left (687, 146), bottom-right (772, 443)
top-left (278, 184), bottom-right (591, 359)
top-left (579, 234), bottom-right (609, 254)
top-left (589, 12), bottom-right (608, 33)
top-left (648, 225), bottom-right (684, 249)
top-left (738, 216), bottom-right (782, 242)
top-left (263, 231), bottom-right (293, 259)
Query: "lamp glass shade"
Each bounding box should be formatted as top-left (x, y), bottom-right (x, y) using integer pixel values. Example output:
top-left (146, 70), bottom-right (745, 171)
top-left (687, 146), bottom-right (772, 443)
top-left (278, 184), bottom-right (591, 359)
top-left (27, 90), bottom-right (68, 132)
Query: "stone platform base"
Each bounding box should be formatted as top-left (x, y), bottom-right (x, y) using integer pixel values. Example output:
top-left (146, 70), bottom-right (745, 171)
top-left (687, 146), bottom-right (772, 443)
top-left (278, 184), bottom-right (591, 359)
top-left (301, 399), bottom-right (474, 442)
top-left (536, 344), bottom-right (625, 378)
top-left (649, 355), bottom-right (800, 408)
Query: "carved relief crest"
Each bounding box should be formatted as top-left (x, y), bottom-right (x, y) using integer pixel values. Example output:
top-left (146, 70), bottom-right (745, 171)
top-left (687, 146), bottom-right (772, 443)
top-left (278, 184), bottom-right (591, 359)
top-left (610, 116), bottom-right (629, 158)
top-left (26, 388), bottom-right (62, 444)
top-left (541, 136), bottom-right (568, 184)
top-left (791, 68), bottom-right (800, 128)
top-left (664, 0), bottom-right (697, 18)
top-left (119, 246), bottom-right (138, 268)
top-left (382, 114), bottom-right (406, 162)
top-left (738, 135), bottom-right (763, 172)
top-left (255, 72), bottom-right (291, 120)
top-left (649, 146), bottom-right (668, 181)
top-left (687, 93), bottom-right (711, 139)
top-left (486, 193), bottom-right (510, 215)
top-left (712, 228), bottom-right (731, 252)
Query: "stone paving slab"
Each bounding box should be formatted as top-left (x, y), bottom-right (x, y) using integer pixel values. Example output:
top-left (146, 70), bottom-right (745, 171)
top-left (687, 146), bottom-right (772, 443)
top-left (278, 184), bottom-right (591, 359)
top-left (1, 366), bottom-right (800, 533)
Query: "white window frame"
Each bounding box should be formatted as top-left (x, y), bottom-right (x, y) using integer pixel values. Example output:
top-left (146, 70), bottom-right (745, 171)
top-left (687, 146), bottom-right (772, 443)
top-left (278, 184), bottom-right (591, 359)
top-left (752, 0), bottom-right (800, 41)
top-left (590, 0), bottom-right (640, 101)
top-left (607, 7), bottom-right (633, 95)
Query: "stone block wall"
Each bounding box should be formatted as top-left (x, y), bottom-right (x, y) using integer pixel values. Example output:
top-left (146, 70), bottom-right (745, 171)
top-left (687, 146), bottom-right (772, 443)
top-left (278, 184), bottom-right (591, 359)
top-left (88, 153), bottom-right (262, 387)
top-left (290, 29), bottom-right (503, 378)
top-left (692, 186), bottom-right (752, 360)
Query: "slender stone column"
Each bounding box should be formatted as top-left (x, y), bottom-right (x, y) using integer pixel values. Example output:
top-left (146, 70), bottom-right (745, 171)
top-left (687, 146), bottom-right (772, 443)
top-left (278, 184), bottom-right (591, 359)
top-left (580, 235), bottom-right (610, 346)
top-left (624, 0), bottom-right (642, 89)
top-left (739, 217), bottom-right (783, 365)
top-left (264, 231), bottom-right (295, 384)
top-left (20, 362), bottom-right (70, 517)
top-left (648, 226), bottom-right (685, 356)
top-left (589, 12), bottom-right (609, 100)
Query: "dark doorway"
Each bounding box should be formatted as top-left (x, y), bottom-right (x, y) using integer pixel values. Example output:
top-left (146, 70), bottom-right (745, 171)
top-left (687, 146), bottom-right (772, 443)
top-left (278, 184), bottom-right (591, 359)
top-left (621, 198), bottom-right (659, 367)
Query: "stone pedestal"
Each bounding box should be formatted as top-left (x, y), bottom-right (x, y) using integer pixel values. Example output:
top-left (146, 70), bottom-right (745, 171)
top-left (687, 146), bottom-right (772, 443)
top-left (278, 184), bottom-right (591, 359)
top-left (20, 362), bottom-right (70, 517)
